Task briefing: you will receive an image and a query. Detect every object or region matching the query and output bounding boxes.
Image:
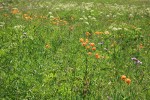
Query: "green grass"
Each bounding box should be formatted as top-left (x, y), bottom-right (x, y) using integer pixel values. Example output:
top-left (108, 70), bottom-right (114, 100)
top-left (0, 0), bottom-right (150, 99)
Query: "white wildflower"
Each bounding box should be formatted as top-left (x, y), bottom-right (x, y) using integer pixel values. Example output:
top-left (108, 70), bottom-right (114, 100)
top-left (135, 28), bottom-right (141, 31)
top-left (112, 27), bottom-right (118, 31)
top-left (56, 8), bottom-right (60, 10)
top-left (79, 18), bottom-right (84, 20)
top-left (91, 17), bottom-right (96, 21)
top-left (99, 12), bottom-right (103, 14)
top-left (113, 15), bottom-right (116, 18)
top-left (23, 32), bottom-right (27, 35)
top-left (14, 25), bottom-right (25, 31)
top-left (83, 16), bottom-right (88, 20)
top-left (88, 16), bottom-right (92, 18)
top-left (15, 15), bottom-right (20, 18)
top-left (117, 28), bottom-right (122, 30)
top-left (0, 22), bottom-right (5, 27)
top-left (90, 10), bottom-right (94, 12)
top-left (0, 22), bottom-right (5, 25)
top-left (129, 14), bottom-right (134, 18)
top-left (124, 28), bottom-right (128, 31)
top-left (50, 16), bottom-right (54, 19)
top-left (106, 15), bottom-right (110, 18)
top-left (48, 12), bottom-right (52, 15)
top-left (104, 31), bottom-right (110, 34)
top-left (84, 22), bottom-right (89, 25)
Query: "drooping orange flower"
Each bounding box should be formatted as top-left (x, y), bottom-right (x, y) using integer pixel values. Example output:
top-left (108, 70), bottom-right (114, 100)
top-left (11, 8), bottom-right (19, 14)
top-left (121, 75), bottom-right (126, 81)
top-left (80, 38), bottom-right (84, 43)
top-left (95, 31), bottom-right (103, 35)
top-left (53, 17), bottom-right (60, 21)
top-left (52, 22), bottom-right (58, 25)
top-left (125, 78), bottom-right (131, 85)
top-left (85, 39), bottom-right (89, 43)
top-left (87, 52), bottom-right (92, 55)
top-left (86, 46), bottom-right (90, 49)
top-left (92, 47), bottom-right (96, 51)
top-left (139, 43), bottom-right (144, 49)
top-left (95, 53), bottom-right (100, 59)
top-left (82, 42), bottom-right (87, 46)
top-left (23, 14), bottom-right (28, 18)
top-left (24, 16), bottom-right (32, 20)
top-left (45, 44), bottom-right (50, 49)
top-left (90, 43), bottom-right (95, 47)
top-left (63, 21), bottom-right (68, 25)
top-left (3, 14), bottom-right (9, 17)
top-left (23, 13), bottom-right (33, 20)
top-left (86, 32), bottom-right (90, 36)
top-left (69, 26), bottom-right (74, 31)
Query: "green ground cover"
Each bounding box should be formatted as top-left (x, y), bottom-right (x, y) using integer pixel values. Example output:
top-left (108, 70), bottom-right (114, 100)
top-left (0, 0), bottom-right (150, 99)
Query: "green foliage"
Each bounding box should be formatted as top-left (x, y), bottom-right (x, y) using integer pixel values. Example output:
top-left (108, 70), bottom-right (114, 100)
top-left (0, 0), bottom-right (150, 99)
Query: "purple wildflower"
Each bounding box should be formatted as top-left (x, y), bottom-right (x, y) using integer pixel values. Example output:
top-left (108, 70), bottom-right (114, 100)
top-left (98, 42), bottom-right (104, 45)
top-left (131, 57), bottom-right (142, 65)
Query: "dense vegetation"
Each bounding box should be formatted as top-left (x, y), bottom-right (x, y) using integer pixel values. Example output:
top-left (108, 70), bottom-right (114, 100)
top-left (0, 0), bottom-right (150, 99)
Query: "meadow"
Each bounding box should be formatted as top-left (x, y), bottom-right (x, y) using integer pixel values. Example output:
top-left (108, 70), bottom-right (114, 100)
top-left (0, 0), bottom-right (150, 99)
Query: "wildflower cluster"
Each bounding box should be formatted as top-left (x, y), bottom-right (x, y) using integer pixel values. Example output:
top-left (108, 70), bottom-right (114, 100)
top-left (51, 17), bottom-right (68, 25)
top-left (121, 75), bottom-right (131, 85)
top-left (23, 14), bottom-right (48, 20)
top-left (0, 22), bottom-right (5, 27)
top-left (23, 14), bottom-right (33, 20)
top-left (14, 25), bottom-right (25, 31)
top-left (79, 35), bottom-right (100, 59)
